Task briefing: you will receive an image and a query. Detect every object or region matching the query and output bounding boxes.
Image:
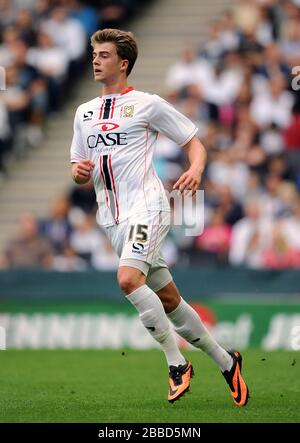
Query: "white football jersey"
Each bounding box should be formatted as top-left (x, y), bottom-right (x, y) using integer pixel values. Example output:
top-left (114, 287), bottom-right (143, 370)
top-left (70, 87), bottom-right (197, 227)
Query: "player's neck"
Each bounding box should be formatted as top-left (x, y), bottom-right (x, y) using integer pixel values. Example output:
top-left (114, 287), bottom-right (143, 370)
top-left (101, 79), bottom-right (128, 96)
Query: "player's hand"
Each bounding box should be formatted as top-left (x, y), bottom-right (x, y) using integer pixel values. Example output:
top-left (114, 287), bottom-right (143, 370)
top-left (173, 166), bottom-right (203, 196)
top-left (72, 160), bottom-right (95, 184)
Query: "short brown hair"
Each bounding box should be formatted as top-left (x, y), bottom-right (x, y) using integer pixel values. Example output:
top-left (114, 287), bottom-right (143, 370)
top-left (91, 28), bottom-right (138, 76)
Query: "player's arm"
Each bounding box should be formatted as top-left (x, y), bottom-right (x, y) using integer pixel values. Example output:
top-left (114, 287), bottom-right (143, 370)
top-left (173, 136), bottom-right (207, 195)
top-left (148, 95), bottom-right (206, 195)
top-left (70, 106), bottom-right (95, 185)
top-left (71, 160), bottom-right (95, 185)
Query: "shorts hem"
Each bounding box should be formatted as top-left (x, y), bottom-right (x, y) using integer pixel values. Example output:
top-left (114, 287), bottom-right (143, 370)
top-left (119, 258), bottom-right (150, 276)
top-left (150, 275), bottom-right (173, 293)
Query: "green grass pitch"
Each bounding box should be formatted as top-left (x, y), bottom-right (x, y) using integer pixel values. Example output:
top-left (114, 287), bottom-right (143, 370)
top-left (0, 349), bottom-right (299, 423)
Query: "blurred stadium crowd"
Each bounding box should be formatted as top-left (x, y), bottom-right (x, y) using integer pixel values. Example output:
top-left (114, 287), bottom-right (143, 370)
top-left (1, 0), bottom-right (300, 271)
top-left (0, 0), bottom-right (136, 171)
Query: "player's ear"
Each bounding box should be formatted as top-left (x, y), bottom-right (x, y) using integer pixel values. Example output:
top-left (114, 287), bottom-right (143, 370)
top-left (120, 59), bottom-right (129, 74)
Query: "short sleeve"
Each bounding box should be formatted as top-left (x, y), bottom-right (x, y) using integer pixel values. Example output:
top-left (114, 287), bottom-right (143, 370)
top-left (70, 106), bottom-right (86, 163)
top-left (148, 95), bottom-right (198, 147)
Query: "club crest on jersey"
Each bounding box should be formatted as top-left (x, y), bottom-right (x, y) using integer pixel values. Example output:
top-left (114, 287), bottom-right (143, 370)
top-left (123, 105), bottom-right (134, 118)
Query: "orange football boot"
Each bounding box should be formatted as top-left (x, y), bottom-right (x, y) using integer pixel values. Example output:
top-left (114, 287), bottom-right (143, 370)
top-left (168, 361), bottom-right (194, 403)
top-left (222, 351), bottom-right (249, 406)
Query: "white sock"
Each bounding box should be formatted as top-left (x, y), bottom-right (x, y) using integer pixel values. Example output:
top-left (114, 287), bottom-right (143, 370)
top-left (167, 297), bottom-right (233, 372)
top-left (126, 284), bottom-right (186, 367)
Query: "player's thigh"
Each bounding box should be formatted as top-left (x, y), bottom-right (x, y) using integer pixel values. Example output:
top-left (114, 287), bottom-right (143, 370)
top-left (103, 222), bottom-right (147, 291)
top-left (103, 220), bottom-right (128, 258)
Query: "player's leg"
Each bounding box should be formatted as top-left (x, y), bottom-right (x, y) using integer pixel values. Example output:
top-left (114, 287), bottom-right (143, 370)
top-left (151, 276), bottom-right (249, 406)
top-left (146, 264), bottom-right (231, 400)
top-left (118, 211), bottom-right (193, 402)
top-left (156, 280), bottom-right (232, 369)
top-left (117, 265), bottom-right (186, 367)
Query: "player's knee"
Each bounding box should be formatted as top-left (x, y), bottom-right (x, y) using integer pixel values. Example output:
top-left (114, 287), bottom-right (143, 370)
top-left (118, 277), bottom-right (136, 294)
top-left (117, 269), bottom-right (145, 295)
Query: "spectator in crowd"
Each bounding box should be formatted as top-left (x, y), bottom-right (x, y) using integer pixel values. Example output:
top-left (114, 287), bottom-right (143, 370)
top-left (263, 222), bottom-right (300, 269)
top-left (279, 17), bottom-right (300, 65)
top-left (100, 0), bottom-right (134, 29)
top-left (15, 8), bottom-right (37, 47)
top-left (229, 198), bottom-right (272, 268)
top-left (194, 208), bottom-right (232, 265)
top-left (27, 31), bottom-right (68, 112)
top-left (40, 195), bottom-right (72, 254)
top-left (68, 0), bottom-right (100, 37)
top-left (0, 213), bottom-right (53, 269)
top-left (11, 38), bottom-right (47, 148)
top-left (2, 63), bottom-right (30, 159)
top-left (250, 74), bottom-right (294, 129)
top-left (33, 0), bottom-right (52, 23)
top-left (260, 123), bottom-right (284, 156)
top-left (165, 47), bottom-right (212, 94)
top-left (69, 180), bottom-right (97, 215)
top-left (218, 10), bottom-right (241, 52)
top-left (283, 103), bottom-right (300, 180)
top-left (53, 245), bottom-right (88, 271)
top-left (41, 5), bottom-right (86, 63)
top-left (0, 0), bottom-right (15, 28)
top-left (207, 148), bottom-right (250, 201)
top-left (200, 21), bottom-right (224, 63)
top-left (233, 0), bottom-right (261, 35)
top-left (0, 101), bottom-right (11, 175)
top-left (91, 235), bottom-right (119, 271)
top-left (280, 198), bottom-right (300, 249)
top-left (214, 184), bottom-right (244, 226)
top-left (261, 173), bottom-right (293, 218)
top-left (69, 213), bottom-right (106, 265)
top-left (255, 43), bottom-right (290, 81)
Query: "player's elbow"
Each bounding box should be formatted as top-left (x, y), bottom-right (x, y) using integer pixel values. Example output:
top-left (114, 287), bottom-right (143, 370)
top-left (184, 136), bottom-right (207, 166)
top-left (184, 136), bottom-right (206, 152)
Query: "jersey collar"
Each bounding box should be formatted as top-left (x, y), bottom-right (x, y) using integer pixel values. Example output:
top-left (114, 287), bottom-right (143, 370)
top-left (100, 86), bottom-right (134, 98)
top-left (120, 86), bottom-right (134, 95)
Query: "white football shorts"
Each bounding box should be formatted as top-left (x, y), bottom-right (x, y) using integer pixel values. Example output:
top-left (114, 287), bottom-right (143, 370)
top-left (102, 210), bottom-right (173, 292)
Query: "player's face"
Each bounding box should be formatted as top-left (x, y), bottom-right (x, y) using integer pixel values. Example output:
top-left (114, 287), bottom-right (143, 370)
top-left (92, 42), bottom-right (127, 83)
